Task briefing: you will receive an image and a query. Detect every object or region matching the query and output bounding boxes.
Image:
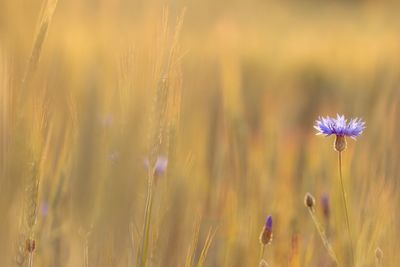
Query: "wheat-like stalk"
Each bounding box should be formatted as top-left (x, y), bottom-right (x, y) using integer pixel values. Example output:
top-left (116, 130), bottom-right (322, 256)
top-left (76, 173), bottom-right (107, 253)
top-left (13, 0), bottom-right (58, 266)
top-left (137, 8), bottom-right (185, 267)
top-left (20, 0), bottom-right (58, 96)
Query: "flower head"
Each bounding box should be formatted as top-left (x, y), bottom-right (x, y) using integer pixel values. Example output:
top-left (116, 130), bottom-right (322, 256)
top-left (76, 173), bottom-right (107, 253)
top-left (259, 215), bottom-right (273, 245)
top-left (314, 114), bottom-right (365, 139)
top-left (304, 192), bottom-right (315, 211)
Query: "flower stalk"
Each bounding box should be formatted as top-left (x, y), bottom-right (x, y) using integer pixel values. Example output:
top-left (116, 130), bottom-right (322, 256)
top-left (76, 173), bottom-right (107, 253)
top-left (304, 193), bottom-right (339, 266)
top-left (314, 114), bottom-right (365, 266)
top-left (338, 150), bottom-right (354, 265)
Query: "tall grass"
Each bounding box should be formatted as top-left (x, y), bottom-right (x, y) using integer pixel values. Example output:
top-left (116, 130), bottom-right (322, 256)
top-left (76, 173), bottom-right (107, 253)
top-left (0, 0), bottom-right (399, 266)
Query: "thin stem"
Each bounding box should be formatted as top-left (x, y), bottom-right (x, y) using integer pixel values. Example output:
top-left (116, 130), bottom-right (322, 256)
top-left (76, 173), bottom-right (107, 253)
top-left (259, 244), bottom-right (265, 262)
top-left (28, 252), bottom-right (34, 267)
top-left (84, 234), bottom-right (89, 267)
top-left (338, 151), bottom-right (355, 265)
top-left (307, 208), bottom-right (339, 266)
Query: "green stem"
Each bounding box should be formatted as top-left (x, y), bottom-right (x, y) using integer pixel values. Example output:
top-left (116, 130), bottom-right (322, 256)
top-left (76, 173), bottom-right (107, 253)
top-left (338, 151), bottom-right (355, 265)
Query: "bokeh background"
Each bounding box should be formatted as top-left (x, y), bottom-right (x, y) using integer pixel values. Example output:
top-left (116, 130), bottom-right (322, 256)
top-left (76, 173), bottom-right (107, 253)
top-left (0, 0), bottom-right (399, 266)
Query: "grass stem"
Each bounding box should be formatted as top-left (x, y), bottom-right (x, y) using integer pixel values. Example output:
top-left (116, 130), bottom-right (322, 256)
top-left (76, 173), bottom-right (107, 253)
top-left (137, 172), bottom-right (155, 267)
top-left (28, 252), bottom-right (34, 267)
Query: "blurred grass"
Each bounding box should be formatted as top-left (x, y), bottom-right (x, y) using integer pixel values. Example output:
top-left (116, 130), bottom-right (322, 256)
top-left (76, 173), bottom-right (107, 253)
top-left (1, 0), bottom-right (400, 266)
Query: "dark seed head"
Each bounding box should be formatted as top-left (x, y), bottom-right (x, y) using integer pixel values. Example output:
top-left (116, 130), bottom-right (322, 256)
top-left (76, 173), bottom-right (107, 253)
top-left (304, 193), bottom-right (315, 210)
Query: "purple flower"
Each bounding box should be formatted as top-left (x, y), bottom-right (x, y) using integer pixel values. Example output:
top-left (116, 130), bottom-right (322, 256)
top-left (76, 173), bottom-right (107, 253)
top-left (144, 155), bottom-right (168, 177)
top-left (154, 156), bottom-right (168, 176)
top-left (314, 114), bottom-right (365, 139)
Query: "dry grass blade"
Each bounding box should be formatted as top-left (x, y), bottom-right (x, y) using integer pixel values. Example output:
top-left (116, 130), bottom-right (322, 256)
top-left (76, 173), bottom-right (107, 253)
top-left (185, 214), bottom-right (202, 267)
top-left (20, 0), bottom-right (58, 96)
top-left (196, 228), bottom-right (217, 267)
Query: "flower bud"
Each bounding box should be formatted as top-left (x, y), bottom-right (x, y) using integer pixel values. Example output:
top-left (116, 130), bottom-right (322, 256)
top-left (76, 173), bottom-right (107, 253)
top-left (321, 193), bottom-right (330, 220)
top-left (334, 135), bottom-right (347, 152)
top-left (304, 193), bottom-right (315, 211)
top-left (259, 215), bottom-right (273, 245)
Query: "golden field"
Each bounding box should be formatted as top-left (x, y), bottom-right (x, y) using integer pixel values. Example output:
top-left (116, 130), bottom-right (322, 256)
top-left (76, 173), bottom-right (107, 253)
top-left (0, 0), bottom-right (399, 266)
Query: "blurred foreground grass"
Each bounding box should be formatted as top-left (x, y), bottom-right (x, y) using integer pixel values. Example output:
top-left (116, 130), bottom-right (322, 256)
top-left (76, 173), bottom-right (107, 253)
top-left (0, 0), bottom-right (399, 266)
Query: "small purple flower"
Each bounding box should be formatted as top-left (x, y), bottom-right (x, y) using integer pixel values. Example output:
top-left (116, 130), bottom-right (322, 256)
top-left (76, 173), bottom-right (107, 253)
top-left (154, 156), bottom-right (168, 176)
top-left (144, 155), bottom-right (168, 177)
top-left (314, 114), bottom-right (365, 139)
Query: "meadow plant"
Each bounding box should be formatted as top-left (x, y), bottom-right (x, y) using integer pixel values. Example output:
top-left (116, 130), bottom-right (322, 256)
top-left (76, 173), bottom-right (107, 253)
top-left (259, 215), bottom-right (272, 265)
top-left (137, 9), bottom-right (185, 267)
top-left (314, 114), bottom-right (365, 265)
top-left (14, 0), bottom-right (58, 266)
top-left (304, 192), bottom-right (339, 266)
top-left (1, 1), bottom-right (398, 266)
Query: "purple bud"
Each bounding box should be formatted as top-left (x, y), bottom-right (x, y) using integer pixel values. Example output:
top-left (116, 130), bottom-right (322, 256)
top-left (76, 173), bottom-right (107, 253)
top-left (321, 193), bottom-right (330, 219)
top-left (265, 215), bottom-right (273, 230)
top-left (260, 215), bottom-right (273, 245)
